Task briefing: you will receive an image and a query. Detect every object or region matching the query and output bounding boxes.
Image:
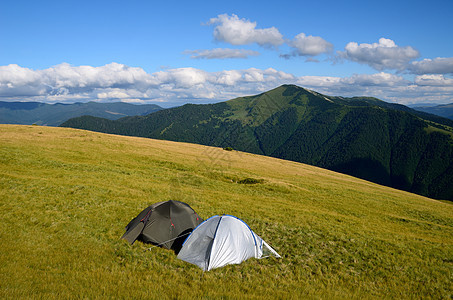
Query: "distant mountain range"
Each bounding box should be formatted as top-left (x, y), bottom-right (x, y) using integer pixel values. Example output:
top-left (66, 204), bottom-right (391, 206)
top-left (61, 85), bottom-right (453, 201)
top-left (412, 103), bottom-right (453, 120)
top-left (0, 101), bottom-right (162, 126)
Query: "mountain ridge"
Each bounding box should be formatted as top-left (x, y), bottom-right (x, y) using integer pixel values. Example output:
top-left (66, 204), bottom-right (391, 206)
top-left (412, 103), bottom-right (453, 120)
top-left (61, 85), bottom-right (453, 200)
top-left (0, 101), bottom-right (163, 126)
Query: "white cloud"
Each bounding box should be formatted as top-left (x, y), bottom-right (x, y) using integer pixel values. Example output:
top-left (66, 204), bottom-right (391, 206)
top-left (1, 63), bottom-right (452, 106)
top-left (243, 68), bottom-right (265, 82)
top-left (152, 67), bottom-right (208, 88)
top-left (342, 72), bottom-right (408, 87)
top-left (214, 70), bottom-right (243, 86)
top-left (295, 72), bottom-right (411, 101)
top-left (0, 64), bottom-right (46, 96)
top-left (339, 38), bottom-right (419, 71)
top-left (121, 98), bottom-right (147, 104)
top-left (285, 33), bottom-right (333, 57)
top-left (184, 48), bottom-right (260, 59)
top-left (0, 63), bottom-right (154, 101)
top-left (414, 74), bottom-right (453, 86)
top-left (0, 64), bottom-right (41, 87)
top-left (208, 14), bottom-right (284, 47)
top-left (42, 62), bottom-right (151, 90)
top-left (97, 89), bottom-right (132, 99)
top-left (408, 57), bottom-right (453, 75)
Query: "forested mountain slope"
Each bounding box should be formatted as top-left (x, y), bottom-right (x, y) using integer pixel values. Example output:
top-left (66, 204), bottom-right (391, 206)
top-left (61, 85), bottom-right (453, 200)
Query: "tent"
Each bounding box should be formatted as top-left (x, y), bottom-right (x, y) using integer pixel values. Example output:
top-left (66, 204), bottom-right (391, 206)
top-left (121, 200), bottom-right (203, 253)
top-left (177, 215), bottom-right (281, 271)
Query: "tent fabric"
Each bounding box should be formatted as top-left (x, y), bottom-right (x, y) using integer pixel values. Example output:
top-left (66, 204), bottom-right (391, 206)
top-left (177, 215), bottom-right (281, 271)
top-left (121, 200), bottom-right (203, 252)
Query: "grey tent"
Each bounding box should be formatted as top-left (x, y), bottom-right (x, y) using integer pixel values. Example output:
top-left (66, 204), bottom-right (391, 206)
top-left (121, 200), bottom-right (203, 252)
top-left (177, 215), bottom-right (281, 271)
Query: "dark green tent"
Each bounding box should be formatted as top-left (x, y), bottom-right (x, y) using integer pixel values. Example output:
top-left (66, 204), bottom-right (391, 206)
top-left (121, 200), bottom-right (203, 253)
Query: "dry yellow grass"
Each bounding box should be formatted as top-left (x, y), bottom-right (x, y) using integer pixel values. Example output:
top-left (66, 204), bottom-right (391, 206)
top-left (1, 124), bottom-right (452, 299)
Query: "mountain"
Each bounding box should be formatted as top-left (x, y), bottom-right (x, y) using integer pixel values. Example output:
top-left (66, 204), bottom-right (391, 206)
top-left (412, 103), bottom-right (453, 120)
top-left (1, 124), bottom-right (452, 298)
top-left (61, 85), bottom-right (453, 201)
top-left (0, 101), bottom-right (162, 126)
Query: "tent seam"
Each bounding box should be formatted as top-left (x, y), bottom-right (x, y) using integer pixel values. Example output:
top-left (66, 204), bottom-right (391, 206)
top-left (207, 216), bottom-right (223, 271)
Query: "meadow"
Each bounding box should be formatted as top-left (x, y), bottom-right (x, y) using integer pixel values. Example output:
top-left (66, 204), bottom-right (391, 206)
top-left (0, 124), bottom-right (452, 298)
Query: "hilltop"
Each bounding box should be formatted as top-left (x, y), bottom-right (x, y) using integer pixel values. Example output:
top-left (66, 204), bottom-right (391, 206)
top-left (61, 85), bottom-right (453, 201)
top-left (0, 101), bottom-right (162, 126)
top-left (0, 124), bottom-right (452, 298)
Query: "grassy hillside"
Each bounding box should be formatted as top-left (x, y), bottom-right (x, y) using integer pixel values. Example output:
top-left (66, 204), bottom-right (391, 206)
top-left (61, 85), bottom-right (453, 201)
top-left (1, 124), bottom-right (452, 299)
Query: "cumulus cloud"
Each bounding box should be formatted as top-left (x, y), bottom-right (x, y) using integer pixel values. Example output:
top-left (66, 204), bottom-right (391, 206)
top-left (151, 67), bottom-right (208, 89)
top-left (208, 14), bottom-right (284, 47)
top-left (408, 57), bottom-right (453, 75)
top-left (295, 72), bottom-right (411, 99)
top-left (342, 72), bottom-right (409, 87)
top-left (339, 38), bottom-right (419, 71)
top-left (214, 70), bottom-right (243, 86)
top-left (97, 89), bottom-right (134, 99)
top-left (184, 48), bottom-right (260, 59)
top-left (43, 62), bottom-right (151, 89)
top-left (0, 64), bottom-right (47, 97)
top-left (414, 74), bottom-right (453, 86)
top-left (1, 63), bottom-right (452, 106)
top-left (0, 63), bottom-right (154, 101)
top-left (284, 33), bottom-right (333, 57)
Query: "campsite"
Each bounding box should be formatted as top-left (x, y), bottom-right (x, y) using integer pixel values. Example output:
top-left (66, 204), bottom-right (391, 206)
top-left (2, 1), bottom-right (453, 297)
top-left (1, 124), bottom-right (452, 298)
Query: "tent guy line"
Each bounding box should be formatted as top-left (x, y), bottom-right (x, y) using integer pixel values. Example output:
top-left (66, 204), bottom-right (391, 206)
top-left (145, 231), bottom-right (192, 252)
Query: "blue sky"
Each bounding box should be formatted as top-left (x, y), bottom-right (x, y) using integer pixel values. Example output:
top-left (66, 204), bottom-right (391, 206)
top-left (1, 0), bottom-right (452, 107)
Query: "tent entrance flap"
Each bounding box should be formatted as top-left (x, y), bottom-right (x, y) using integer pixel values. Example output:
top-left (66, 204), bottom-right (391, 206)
top-left (261, 240), bottom-right (281, 258)
top-left (121, 221), bottom-right (145, 245)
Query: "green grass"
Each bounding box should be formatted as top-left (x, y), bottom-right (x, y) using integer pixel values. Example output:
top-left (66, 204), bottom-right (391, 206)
top-left (1, 124), bottom-right (452, 299)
